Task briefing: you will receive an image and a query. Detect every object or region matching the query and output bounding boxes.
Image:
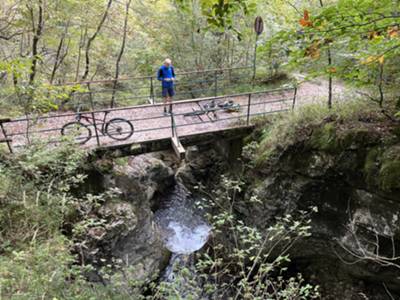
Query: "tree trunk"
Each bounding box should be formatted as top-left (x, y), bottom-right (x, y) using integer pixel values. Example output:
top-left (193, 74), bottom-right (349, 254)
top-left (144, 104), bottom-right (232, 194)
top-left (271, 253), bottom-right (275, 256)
top-left (50, 21), bottom-right (70, 84)
top-left (81, 0), bottom-right (113, 82)
top-left (110, 0), bottom-right (131, 108)
top-left (378, 62), bottom-right (384, 108)
top-left (28, 0), bottom-right (44, 87)
top-left (75, 26), bottom-right (87, 82)
top-left (319, 0), bottom-right (333, 109)
top-left (327, 47), bottom-right (333, 109)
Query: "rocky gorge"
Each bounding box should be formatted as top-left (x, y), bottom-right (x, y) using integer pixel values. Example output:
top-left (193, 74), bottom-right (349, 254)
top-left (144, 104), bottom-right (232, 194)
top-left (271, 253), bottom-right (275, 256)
top-left (74, 108), bottom-right (400, 299)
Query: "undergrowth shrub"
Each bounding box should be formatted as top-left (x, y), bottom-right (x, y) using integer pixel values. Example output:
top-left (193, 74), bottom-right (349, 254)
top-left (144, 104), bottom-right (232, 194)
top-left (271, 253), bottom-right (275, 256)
top-left (0, 141), bottom-right (145, 299)
top-left (198, 176), bottom-right (319, 299)
top-left (257, 97), bottom-right (384, 162)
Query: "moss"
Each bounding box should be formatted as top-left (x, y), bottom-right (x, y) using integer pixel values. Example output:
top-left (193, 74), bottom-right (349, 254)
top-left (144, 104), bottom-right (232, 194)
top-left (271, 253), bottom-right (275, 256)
top-left (93, 158), bottom-right (114, 173)
top-left (364, 147), bottom-right (382, 188)
top-left (391, 125), bottom-right (400, 139)
top-left (255, 151), bottom-right (271, 166)
top-left (339, 128), bottom-right (380, 149)
top-left (379, 146), bottom-right (400, 191)
top-left (309, 122), bottom-right (339, 152)
top-left (380, 161), bottom-right (400, 191)
top-left (114, 157), bottom-right (129, 167)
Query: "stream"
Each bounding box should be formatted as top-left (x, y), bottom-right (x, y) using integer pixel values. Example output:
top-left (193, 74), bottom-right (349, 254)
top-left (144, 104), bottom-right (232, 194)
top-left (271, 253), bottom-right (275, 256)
top-left (154, 182), bottom-right (211, 291)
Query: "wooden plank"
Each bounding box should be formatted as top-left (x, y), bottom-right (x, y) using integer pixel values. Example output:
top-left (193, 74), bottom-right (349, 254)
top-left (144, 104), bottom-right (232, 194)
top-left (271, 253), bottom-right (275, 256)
top-left (171, 135), bottom-right (185, 160)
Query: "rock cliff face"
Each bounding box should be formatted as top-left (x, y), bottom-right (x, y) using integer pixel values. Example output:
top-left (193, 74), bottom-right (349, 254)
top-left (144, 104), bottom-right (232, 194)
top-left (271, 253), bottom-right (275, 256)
top-left (242, 118), bottom-right (400, 299)
top-left (79, 155), bottom-right (175, 283)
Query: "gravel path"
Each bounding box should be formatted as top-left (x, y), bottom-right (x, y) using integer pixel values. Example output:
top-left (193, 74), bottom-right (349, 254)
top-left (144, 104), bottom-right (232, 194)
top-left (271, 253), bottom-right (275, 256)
top-left (295, 75), bottom-right (350, 106)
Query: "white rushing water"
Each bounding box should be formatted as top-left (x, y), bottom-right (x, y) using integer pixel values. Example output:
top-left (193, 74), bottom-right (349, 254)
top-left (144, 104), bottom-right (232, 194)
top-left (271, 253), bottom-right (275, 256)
top-left (154, 182), bottom-right (211, 299)
top-left (165, 221), bottom-right (210, 254)
top-left (155, 182), bottom-right (211, 255)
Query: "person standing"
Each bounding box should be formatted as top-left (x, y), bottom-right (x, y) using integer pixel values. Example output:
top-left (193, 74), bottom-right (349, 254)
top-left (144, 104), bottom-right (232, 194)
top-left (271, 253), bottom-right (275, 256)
top-left (157, 58), bottom-right (176, 115)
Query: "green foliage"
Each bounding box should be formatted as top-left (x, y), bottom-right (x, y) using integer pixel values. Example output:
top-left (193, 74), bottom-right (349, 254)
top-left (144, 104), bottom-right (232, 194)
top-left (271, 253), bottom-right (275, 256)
top-left (0, 142), bottom-right (117, 299)
top-left (1, 237), bottom-right (86, 299)
top-left (309, 122), bottom-right (338, 152)
top-left (0, 141), bottom-right (86, 248)
top-left (177, 0), bottom-right (256, 36)
top-left (193, 175), bottom-right (319, 299)
top-left (267, 0), bottom-right (400, 106)
top-left (257, 97), bottom-right (379, 162)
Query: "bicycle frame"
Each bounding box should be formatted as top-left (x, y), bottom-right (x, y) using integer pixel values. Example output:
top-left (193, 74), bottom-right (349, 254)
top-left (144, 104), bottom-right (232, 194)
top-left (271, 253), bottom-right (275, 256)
top-left (75, 111), bottom-right (110, 134)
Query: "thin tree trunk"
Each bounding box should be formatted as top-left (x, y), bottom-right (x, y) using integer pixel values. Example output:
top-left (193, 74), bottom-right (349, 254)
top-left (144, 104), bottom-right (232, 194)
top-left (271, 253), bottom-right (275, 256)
top-left (28, 0), bottom-right (44, 87)
top-left (319, 0), bottom-right (333, 109)
top-left (378, 62), bottom-right (384, 108)
top-left (81, 0), bottom-right (113, 82)
top-left (327, 47), bottom-right (333, 108)
top-left (50, 21), bottom-right (70, 84)
top-left (110, 0), bottom-right (131, 108)
top-left (75, 26), bottom-right (87, 82)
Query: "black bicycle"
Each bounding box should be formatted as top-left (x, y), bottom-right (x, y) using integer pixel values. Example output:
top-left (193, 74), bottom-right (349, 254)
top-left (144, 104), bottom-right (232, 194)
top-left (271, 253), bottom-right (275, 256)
top-left (183, 100), bottom-right (241, 117)
top-left (61, 109), bottom-right (134, 144)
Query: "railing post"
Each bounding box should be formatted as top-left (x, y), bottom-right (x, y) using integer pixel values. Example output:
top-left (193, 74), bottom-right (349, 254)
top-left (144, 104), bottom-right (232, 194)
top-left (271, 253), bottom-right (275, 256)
top-left (89, 91), bottom-right (95, 112)
top-left (91, 112), bottom-right (101, 146)
top-left (292, 86), bottom-right (298, 110)
top-left (247, 93), bottom-right (252, 126)
top-left (170, 104), bottom-right (175, 137)
top-left (86, 83), bottom-right (93, 109)
top-left (150, 76), bottom-right (155, 104)
top-left (0, 121), bottom-right (13, 153)
top-left (214, 70), bottom-right (218, 97)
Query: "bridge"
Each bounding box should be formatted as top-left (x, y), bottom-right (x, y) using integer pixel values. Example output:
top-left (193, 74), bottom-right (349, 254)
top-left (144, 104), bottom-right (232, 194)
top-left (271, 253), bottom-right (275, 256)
top-left (0, 65), bottom-right (323, 159)
top-left (0, 86), bottom-right (297, 159)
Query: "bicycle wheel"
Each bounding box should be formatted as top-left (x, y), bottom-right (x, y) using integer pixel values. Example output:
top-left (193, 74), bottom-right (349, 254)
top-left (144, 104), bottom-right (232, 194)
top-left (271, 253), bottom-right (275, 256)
top-left (61, 122), bottom-right (92, 144)
top-left (105, 118), bottom-right (134, 141)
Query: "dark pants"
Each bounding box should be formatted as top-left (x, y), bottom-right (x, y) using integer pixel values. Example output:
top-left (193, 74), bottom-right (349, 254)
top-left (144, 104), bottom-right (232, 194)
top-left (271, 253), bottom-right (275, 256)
top-left (162, 86), bottom-right (175, 97)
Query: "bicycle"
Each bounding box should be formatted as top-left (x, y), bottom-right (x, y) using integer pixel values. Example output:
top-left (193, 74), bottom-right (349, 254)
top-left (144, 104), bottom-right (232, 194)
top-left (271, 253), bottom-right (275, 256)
top-left (61, 107), bottom-right (134, 144)
top-left (183, 100), bottom-right (241, 118)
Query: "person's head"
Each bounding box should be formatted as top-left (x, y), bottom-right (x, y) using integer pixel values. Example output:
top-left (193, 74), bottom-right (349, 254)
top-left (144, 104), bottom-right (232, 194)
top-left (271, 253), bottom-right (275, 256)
top-left (163, 58), bottom-right (172, 67)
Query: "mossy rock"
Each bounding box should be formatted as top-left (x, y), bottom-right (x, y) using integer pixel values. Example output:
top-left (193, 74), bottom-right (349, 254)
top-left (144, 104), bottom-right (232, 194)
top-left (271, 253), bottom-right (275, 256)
top-left (309, 122), bottom-right (339, 152)
top-left (379, 146), bottom-right (400, 192)
top-left (364, 147), bottom-right (382, 188)
top-left (114, 157), bottom-right (129, 167)
top-left (92, 158), bottom-right (114, 173)
top-left (338, 127), bottom-right (380, 150)
top-left (391, 125), bottom-right (400, 139)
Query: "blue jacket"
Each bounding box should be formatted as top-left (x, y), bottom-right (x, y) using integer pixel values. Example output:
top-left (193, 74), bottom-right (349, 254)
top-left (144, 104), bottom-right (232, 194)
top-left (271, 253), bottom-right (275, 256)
top-left (157, 65), bottom-right (176, 88)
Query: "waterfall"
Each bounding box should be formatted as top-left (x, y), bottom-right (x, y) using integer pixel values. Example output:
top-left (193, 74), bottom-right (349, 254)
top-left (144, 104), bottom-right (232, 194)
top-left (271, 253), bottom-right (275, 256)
top-left (154, 181), bottom-right (211, 297)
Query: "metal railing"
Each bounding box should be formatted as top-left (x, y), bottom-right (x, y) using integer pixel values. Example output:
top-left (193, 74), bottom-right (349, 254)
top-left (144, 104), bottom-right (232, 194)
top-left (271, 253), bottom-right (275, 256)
top-left (0, 87), bottom-right (297, 153)
top-left (60, 66), bottom-right (256, 110)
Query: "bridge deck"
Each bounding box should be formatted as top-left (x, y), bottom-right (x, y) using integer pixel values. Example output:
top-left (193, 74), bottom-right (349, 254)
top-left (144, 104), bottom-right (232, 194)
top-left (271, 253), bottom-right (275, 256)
top-left (0, 88), bottom-right (295, 153)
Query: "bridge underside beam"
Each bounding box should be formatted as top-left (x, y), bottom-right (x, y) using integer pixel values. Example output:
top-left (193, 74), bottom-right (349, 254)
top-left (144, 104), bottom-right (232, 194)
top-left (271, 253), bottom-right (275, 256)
top-left (94, 125), bottom-right (254, 159)
top-left (171, 136), bottom-right (186, 160)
